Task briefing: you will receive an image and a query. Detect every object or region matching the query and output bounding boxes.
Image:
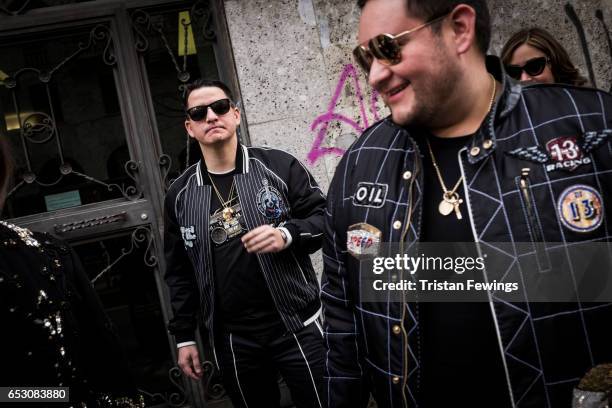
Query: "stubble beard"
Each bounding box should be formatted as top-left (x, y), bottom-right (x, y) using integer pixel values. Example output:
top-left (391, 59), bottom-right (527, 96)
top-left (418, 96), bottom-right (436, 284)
top-left (392, 48), bottom-right (461, 130)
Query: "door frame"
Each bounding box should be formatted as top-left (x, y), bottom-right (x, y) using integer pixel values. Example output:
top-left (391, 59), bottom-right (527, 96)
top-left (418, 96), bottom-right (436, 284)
top-left (1, 1), bottom-right (245, 405)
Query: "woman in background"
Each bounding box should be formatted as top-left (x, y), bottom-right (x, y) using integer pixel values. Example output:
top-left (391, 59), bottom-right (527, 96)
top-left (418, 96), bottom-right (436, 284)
top-left (0, 138), bottom-right (143, 407)
top-left (501, 27), bottom-right (587, 86)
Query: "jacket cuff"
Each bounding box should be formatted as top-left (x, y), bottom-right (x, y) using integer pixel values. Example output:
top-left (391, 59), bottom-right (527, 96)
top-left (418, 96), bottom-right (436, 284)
top-left (174, 330), bottom-right (196, 344)
top-left (277, 227), bottom-right (293, 249)
top-left (283, 223), bottom-right (300, 247)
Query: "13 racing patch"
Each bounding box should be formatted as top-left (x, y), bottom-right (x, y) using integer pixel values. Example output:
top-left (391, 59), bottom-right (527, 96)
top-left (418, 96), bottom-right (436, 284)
top-left (557, 184), bottom-right (604, 233)
top-left (506, 130), bottom-right (612, 173)
top-left (347, 223), bottom-right (382, 258)
top-left (352, 182), bottom-right (388, 208)
top-left (545, 136), bottom-right (591, 172)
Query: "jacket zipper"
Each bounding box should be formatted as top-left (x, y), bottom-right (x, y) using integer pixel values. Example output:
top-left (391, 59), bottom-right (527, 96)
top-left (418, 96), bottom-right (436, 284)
top-left (519, 168), bottom-right (550, 272)
top-left (519, 168), bottom-right (542, 241)
top-left (457, 148), bottom-right (516, 407)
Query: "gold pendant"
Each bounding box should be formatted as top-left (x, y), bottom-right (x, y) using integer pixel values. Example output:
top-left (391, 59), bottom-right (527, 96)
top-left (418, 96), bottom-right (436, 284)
top-left (453, 200), bottom-right (463, 220)
top-left (222, 207), bottom-right (235, 221)
top-left (438, 199), bottom-right (454, 216)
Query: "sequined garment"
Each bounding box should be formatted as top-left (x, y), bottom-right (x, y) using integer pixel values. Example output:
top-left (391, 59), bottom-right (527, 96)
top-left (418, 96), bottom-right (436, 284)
top-left (0, 222), bottom-right (143, 407)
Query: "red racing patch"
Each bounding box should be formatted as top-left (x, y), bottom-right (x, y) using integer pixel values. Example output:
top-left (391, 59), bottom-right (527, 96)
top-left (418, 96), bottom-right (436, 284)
top-left (545, 136), bottom-right (591, 172)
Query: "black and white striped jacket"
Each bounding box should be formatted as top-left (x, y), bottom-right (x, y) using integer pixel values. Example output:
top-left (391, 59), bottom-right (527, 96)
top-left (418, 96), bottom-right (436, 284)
top-left (164, 144), bottom-right (325, 365)
top-left (322, 57), bottom-right (612, 408)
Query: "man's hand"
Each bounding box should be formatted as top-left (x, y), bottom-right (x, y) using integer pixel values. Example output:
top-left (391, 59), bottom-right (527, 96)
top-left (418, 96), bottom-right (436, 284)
top-left (242, 225), bottom-right (285, 253)
top-left (178, 345), bottom-right (203, 380)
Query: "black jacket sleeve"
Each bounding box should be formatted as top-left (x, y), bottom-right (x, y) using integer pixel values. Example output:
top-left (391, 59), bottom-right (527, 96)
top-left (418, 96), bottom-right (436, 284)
top-left (321, 160), bottom-right (370, 408)
top-left (282, 155), bottom-right (326, 254)
top-left (163, 193), bottom-right (199, 343)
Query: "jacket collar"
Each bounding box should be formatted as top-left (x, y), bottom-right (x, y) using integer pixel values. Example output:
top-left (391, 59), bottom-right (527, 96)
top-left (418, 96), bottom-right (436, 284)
top-left (467, 55), bottom-right (523, 164)
top-left (195, 142), bottom-right (250, 186)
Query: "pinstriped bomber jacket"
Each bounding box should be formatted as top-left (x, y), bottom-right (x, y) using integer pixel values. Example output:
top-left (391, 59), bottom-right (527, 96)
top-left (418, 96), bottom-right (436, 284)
top-left (164, 144), bottom-right (325, 366)
top-left (322, 57), bottom-right (612, 407)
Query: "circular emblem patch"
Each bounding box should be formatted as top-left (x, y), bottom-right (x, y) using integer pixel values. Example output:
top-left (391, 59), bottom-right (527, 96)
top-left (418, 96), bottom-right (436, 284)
top-left (557, 184), bottom-right (604, 233)
top-left (256, 179), bottom-right (286, 220)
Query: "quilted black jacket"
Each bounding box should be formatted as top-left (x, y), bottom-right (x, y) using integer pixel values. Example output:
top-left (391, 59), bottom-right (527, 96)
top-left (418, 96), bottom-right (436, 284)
top-left (322, 57), bottom-right (612, 408)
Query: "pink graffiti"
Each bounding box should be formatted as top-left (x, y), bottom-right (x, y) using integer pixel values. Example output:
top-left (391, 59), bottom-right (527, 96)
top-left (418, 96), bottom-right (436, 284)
top-left (307, 63), bottom-right (382, 164)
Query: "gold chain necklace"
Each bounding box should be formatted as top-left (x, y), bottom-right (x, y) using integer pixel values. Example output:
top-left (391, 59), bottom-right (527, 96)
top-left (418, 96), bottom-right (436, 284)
top-left (207, 172), bottom-right (237, 221)
top-left (427, 74), bottom-right (496, 220)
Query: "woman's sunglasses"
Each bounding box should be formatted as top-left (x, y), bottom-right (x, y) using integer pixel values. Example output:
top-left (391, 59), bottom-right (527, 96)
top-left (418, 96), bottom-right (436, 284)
top-left (352, 13), bottom-right (449, 75)
top-left (186, 98), bottom-right (232, 121)
top-left (504, 57), bottom-right (549, 80)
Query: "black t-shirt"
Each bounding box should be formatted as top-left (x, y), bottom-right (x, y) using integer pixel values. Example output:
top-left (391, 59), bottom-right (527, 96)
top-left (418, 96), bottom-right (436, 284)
top-left (414, 133), bottom-right (512, 407)
top-left (207, 169), bottom-right (282, 333)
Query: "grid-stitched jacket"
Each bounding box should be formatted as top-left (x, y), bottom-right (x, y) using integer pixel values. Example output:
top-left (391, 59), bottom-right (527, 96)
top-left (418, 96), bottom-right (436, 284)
top-left (164, 144), bottom-right (325, 366)
top-left (322, 56), bottom-right (612, 408)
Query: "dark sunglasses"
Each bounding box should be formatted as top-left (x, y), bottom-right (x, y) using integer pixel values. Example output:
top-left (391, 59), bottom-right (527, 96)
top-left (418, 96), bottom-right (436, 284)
top-left (353, 13), bottom-right (449, 75)
top-left (505, 57), bottom-right (549, 80)
top-left (186, 98), bottom-right (232, 121)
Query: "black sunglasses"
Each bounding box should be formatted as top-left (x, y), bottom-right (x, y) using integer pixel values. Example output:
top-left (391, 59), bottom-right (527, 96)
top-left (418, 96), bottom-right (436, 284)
top-left (505, 57), bottom-right (549, 80)
top-left (352, 13), bottom-right (449, 75)
top-left (186, 98), bottom-right (232, 121)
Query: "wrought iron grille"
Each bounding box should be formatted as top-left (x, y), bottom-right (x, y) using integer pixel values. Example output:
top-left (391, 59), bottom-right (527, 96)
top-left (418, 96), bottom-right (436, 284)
top-left (0, 24), bottom-right (142, 218)
top-left (130, 0), bottom-right (220, 186)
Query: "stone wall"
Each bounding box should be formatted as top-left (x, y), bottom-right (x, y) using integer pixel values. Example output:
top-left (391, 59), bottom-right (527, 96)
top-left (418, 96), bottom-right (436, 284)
top-left (224, 0), bottom-right (612, 188)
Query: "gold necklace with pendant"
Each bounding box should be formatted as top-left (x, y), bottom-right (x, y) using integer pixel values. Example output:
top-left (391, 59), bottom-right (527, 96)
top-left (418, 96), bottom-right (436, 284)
top-left (427, 74), bottom-right (497, 220)
top-left (427, 137), bottom-right (465, 219)
top-left (208, 173), bottom-right (237, 221)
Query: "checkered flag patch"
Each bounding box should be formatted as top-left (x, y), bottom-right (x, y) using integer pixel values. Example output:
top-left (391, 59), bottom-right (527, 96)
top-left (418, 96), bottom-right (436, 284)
top-left (506, 146), bottom-right (550, 163)
top-left (580, 129), bottom-right (611, 153)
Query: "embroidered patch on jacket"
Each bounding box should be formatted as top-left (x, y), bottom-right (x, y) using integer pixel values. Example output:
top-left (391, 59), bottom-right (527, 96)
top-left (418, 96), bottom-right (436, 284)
top-left (256, 178), bottom-right (286, 220)
top-left (545, 136), bottom-right (591, 172)
top-left (180, 225), bottom-right (197, 248)
top-left (557, 184), bottom-right (604, 233)
top-left (507, 136), bottom-right (595, 173)
top-left (580, 129), bottom-right (611, 153)
top-left (506, 146), bottom-right (549, 163)
top-left (352, 182), bottom-right (388, 208)
top-left (347, 223), bottom-right (382, 258)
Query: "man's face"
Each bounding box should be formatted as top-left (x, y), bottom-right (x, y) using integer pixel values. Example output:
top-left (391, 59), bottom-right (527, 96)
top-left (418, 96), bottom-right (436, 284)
top-left (184, 86), bottom-right (240, 146)
top-left (358, 0), bottom-right (460, 127)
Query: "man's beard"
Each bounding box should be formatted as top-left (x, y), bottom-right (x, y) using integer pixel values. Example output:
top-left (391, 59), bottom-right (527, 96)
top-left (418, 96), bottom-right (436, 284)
top-left (393, 54), bottom-right (461, 130)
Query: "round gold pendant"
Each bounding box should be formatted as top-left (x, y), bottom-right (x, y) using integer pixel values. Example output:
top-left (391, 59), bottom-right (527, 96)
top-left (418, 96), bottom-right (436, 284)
top-left (222, 207), bottom-right (235, 221)
top-left (438, 199), bottom-right (454, 216)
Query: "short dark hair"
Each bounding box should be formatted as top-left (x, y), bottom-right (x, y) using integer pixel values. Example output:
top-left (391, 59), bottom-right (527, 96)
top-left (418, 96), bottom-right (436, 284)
top-left (501, 27), bottom-right (588, 87)
top-left (0, 137), bottom-right (13, 210)
top-left (183, 78), bottom-right (235, 108)
top-left (357, 0), bottom-right (491, 54)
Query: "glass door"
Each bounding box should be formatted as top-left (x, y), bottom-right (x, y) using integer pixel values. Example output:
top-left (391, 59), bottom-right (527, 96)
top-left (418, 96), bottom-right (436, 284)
top-left (0, 1), bottom-right (243, 406)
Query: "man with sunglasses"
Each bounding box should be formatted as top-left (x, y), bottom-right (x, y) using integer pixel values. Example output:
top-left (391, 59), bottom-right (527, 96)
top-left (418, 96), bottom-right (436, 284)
top-left (164, 79), bottom-right (326, 408)
top-left (322, 0), bottom-right (612, 407)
